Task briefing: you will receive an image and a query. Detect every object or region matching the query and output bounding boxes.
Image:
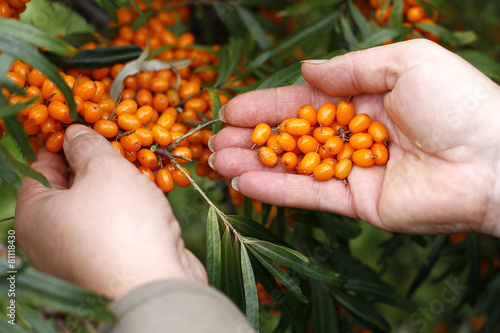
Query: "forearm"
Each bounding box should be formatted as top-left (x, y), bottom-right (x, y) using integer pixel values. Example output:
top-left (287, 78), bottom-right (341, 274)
top-left (98, 279), bottom-right (254, 333)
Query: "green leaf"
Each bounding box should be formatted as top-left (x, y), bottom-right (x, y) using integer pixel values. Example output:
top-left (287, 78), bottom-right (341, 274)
top-left (221, 227), bottom-right (232, 295)
top-left (17, 305), bottom-right (58, 333)
top-left (63, 27), bottom-right (120, 47)
top-left (236, 7), bottom-right (272, 50)
top-left (248, 247), bottom-right (308, 303)
top-left (244, 237), bottom-right (309, 263)
top-left (0, 149), bottom-right (21, 188)
top-left (241, 63), bottom-right (302, 94)
top-left (0, 315), bottom-right (30, 332)
top-left (240, 245), bottom-right (259, 331)
top-left (333, 288), bottom-right (391, 332)
top-left (43, 46), bottom-right (142, 70)
top-left (0, 36), bottom-right (77, 120)
top-left (466, 233), bottom-right (481, 305)
top-left (453, 30), bottom-right (477, 47)
top-left (311, 279), bottom-right (340, 333)
top-left (224, 238), bottom-right (246, 312)
top-left (340, 16), bottom-right (357, 47)
top-left (226, 215), bottom-right (288, 247)
top-left (0, 18), bottom-right (77, 56)
top-left (415, 23), bottom-right (460, 47)
top-left (206, 88), bottom-right (223, 134)
top-left (147, 45), bottom-right (176, 60)
top-left (348, 1), bottom-right (373, 37)
top-left (2, 116), bottom-right (37, 162)
top-left (0, 96), bottom-right (39, 119)
top-left (407, 235), bottom-right (448, 297)
top-left (246, 238), bottom-right (346, 286)
top-left (0, 145), bottom-right (50, 188)
top-left (354, 27), bottom-right (411, 50)
top-left (101, 0), bottom-right (119, 24)
top-left (343, 278), bottom-right (412, 311)
top-left (316, 211), bottom-right (362, 240)
top-left (389, 0), bottom-right (404, 27)
top-left (215, 38), bottom-right (244, 87)
top-left (415, 0), bottom-right (435, 18)
top-left (477, 273), bottom-right (500, 314)
top-left (206, 206), bottom-right (222, 289)
top-left (261, 203), bottom-right (272, 225)
top-left (458, 50), bottom-right (500, 81)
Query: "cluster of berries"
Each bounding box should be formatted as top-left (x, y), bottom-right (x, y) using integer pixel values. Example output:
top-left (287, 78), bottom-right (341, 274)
top-left (251, 100), bottom-right (389, 182)
top-left (0, 0), bottom-right (30, 19)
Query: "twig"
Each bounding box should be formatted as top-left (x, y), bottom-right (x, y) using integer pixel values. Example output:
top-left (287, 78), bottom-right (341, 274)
top-left (0, 216), bottom-right (14, 224)
top-left (166, 118), bottom-right (221, 152)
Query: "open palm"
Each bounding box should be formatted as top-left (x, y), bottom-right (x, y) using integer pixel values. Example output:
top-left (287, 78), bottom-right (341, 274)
top-left (211, 40), bottom-right (500, 236)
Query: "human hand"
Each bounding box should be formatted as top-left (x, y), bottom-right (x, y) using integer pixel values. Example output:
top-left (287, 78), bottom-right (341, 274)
top-left (15, 124), bottom-right (207, 300)
top-left (211, 39), bottom-right (500, 237)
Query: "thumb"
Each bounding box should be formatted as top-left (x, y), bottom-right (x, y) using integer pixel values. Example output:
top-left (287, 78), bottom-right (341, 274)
top-left (300, 39), bottom-right (445, 96)
top-left (63, 124), bottom-right (121, 174)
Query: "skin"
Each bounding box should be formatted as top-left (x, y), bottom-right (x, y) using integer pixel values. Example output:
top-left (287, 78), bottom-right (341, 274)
top-left (212, 40), bottom-right (500, 237)
top-left (15, 125), bottom-right (207, 300)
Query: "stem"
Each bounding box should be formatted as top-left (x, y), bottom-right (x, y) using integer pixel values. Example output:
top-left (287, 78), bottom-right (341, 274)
top-left (167, 156), bottom-right (243, 241)
top-left (167, 118), bottom-right (221, 151)
top-left (0, 216), bottom-right (14, 224)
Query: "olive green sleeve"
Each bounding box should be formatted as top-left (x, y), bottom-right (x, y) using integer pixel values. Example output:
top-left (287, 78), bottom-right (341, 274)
top-left (98, 279), bottom-right (255, 333)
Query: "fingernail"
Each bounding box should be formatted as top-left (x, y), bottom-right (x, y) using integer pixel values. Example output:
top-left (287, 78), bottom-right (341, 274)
top-left (208, 135), bottom-right (216, 153)
top-left (208, 152), bottom-right (216, 170)
top-left (218, 105), bottom-right (226, 122)
top-left (231, 177), bottom-right (239, 192)
top-left (65, 124), bottom-right (92, 142)
top-left (300, 59), bottom-right (328, 65)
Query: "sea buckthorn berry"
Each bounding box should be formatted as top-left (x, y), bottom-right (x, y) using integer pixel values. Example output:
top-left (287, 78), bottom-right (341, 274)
top-left (135, 105), bottom-right (154, 125)
top-left (251, 123), bottom-right (272, 146)
top-left (368, 121), bottom-right (389, 144)
top-left (115, 99), bottom-right (138, 116)
top-left (152, 125), bottom-right (173, 146)
top-left (297, 135), bottom-right (319, 154)
top-left (99, 98), bottom-right (116, 113)
top-left (277, 133), bottom-right (297, 151)
top-left (324, 137), bottom-right (344, 156)
top-left (199, 148), bottom-right (212, 163)
top-left (371, 143), bottom-right (389, 165)
top-left (317, 102), bottom-right (336, 127)
top-left (28, 68), bottom-right (45, 88)
top-left (136, 89), bottom-right (153, 106)
top-left (137, 72), bottom-right (153, 90)
top-left (157, 168), bottom-right (175, 192)
top-left (93, 119), bottom-right (119, 138)
top-left (40, 117), bottom-right (56, 134)
top-left (7, 71), bottom-right (26, 88)
top-left (28, 105), bottom-right (49, 125)
top-left (23, 118), bottom-right (39, 135)
top-left (171, 131), bottom-right (188, 147)
top-left (90, 81), bottom-right (105, 103)
top-left (167, 89), bottom-right (180, 107)
top-left (349, 113), bottom-right (371, 133)
top-left (138, 165), bottom-right (155, 182)
top-left (258, 147), bottom-right (278, 167)
top-left (171, 123), bottom-right (188, 133)
top-left (185, 97), bottom-right (208, 112)
top-left (171, 147), bottom-right (192, 164)
top-left (190, 143), bottom-right (203, 159)
top-left (151, 77), bottom-right (169, 93)
top-left (285, 118), bottom-right (311, 136)
top-left (157, 112), bottom-right (176, 130)
top-left (137, 148), bottom-right (159, 169)
top-left (313, 126), bottom-right (335, 144)
top-left (125, 150), bottom-right (137, 162)
top-left (298, 105), bottom-right (317, 126)
top-left (337, 142), bottom-right (355, 160)
top-left (179, 81), bottom-right (201, 99)
top-left (45, 131), bottom-right (65, 153)
top-left (173, 167), bottom-right (192, 187)
top-left (335, 159), bottom-right (352, 180)
top-left (83, 103), bottom-right (102, 124)
top-left (74, 95), bottom-right (85, 113)
top-left (74, 80), bottom-right (97, 101)
top-left (117, 114), bottom-right (142, 131)
top-left (352, 149), bottom-right (375, 167)
top-left (322, 157), bottom-right (337, 167)
top-left (267, 134), bottom-right (284, 154)
top-left (406, 6), bottom-right (426, 23)
top-left (135, 127), bottom-right (154, 146)
top-left (349, 133), bottom-right (374, 150)
top-left (318, 145), bottom-right (330, 160)
top-left (48, 101), bottom-right (69, 121)
top-left (196, 162), bottom-right (211, 177)
top-left (336, 100), bottom-right (355, 126)
top-left (313, 163), bottom-right (335, 181)
top-left (281, 152), bottom-right (298, 170)
top-left (152, 93), bottom-right (169, 111)
top-left (111, 141), bottom-right (125, 156)
top-left (41, 80), bottom-right (57, 99)
top-left (297, 152), bottom-right (321, 175)
top-left (120, 133), bottom-right (142, 152)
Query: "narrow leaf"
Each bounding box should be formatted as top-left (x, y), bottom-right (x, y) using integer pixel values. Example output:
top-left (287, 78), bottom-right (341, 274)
top-left (348, 1), bottom-right (373, 37)
top-left (226, 215), bottom-right (288, 247)
top-left (206, 206), bottom-right (222, 289)
top-left (236, 7), bottom-right (271, 50)
top-left (311, 279), bottom-right (340, 333)
top-left (17, 305), bottom-right (58, 333)
top-left (101, 0), bottom-right (119, 24)
top-left (415, 23), bottom-right (460, 47)
top-left (466, 233), bottom-right (481, 305)
top-left (0, 315), bottom-right (30, 332)
top-left (458, 50), bottom-right (500, 81)
top-left (0, 145), bottom-right (50, 188)
top-left (244, 237), bottom-right (309, 263)
top-left (0, 149), bottom-right (21, 188)
top-left (221, 227), bottom-right (232, 296)
top-left (2, 116), bottom-right (36, 162)
top-left (241, 245), bottom-right (259, 331)
top-left (0, 96), bottom-right (39, 118)
top-left (206, 88), bottom-right (222, 134)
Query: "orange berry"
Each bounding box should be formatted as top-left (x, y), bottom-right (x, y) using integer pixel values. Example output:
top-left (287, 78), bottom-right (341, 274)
top-left (324, 137), bottom-right (344, 156)
top-left (152, 125), bottom-right (172, 146)
top-left (117, 114), bottom-right (142, 131)
top-left (28, 105), bottom-right (49, 125)
top-left (352, 149), bottom-right (375, 167)
top-left (266, 134), bottom-right (284, 154)
top-left (138, 165), bottom-right (155, 182)
top-left (406, 6), bottom-right (426, 23)
top-left (135, 105), bottom-right (154, 125)
top-left (83, 103), bottom-right (102, 124)
top-left (125, 149), bottom-right (138, 162)
top-left (150, 77), bottom-right (169, 93)
top-left (297, 135), bottom-right (319, 154)
top-left (157, 168), bottom-right (175, 192)
top-left (120, 132), bottom-right (142, 152)
top-left (93, 119), bottom-right (118, 138)
top-left (178, 81), bottom-right (201, 99)
top-left (298, 105), bottom-right (317, 126)
top-left (171, 147), bottom-right (192, 164)
top-left (45, 131), bottom-right (65, 153)
top-left (136, 88), bottom-right (153, 106)
top-left (156, 113), bottom-right (176, 130)
top-left (337, 142), bottom-right (355, 160)
top-left (317, 102), bottom-right (336, 127)
top-left (258, 147), bottom-right (278, 167)
top-left (137, 148), bottom-right (159, 169)
top-left (190, 143), bottom-right (203, 159)
top-left (349, 133), bottom-right (374, 150)
top-left (48, 101), bottom-right (69, 121)
top-left (336, 100), bottom-right (355, 126)
top-left (368, 121), bottom-right (389, 144)
top-left (322, 157), bottom-right (337, 167)
top-left (22, 118), bottom-right (39, 135)
top-left (90, 81), bottom-right (105, 103)
top-left (177, 32), bottom-right (195, 48)
top-left (172, 167), bottom-right (192, 187)
top-left (6, 71), bottom-right (26, 88)
top-left (277, 133), bottom-right (296, 151)
top-left (297, 152), bottom-right (321, 175)
top-left (348, 113), bottom-right (372, 133)
top-left (251, 123), bottom-right (272, 146)
top-left (135, 127), bottom-right (154, 146)
top-left (185, 97), bottom-right (208, 112)
top-left (371, 143), bottom-right (389, 165)
top-left (313, 163), bottom-right (335, 181)
top-left (152, 93), bottom-right (169, 111)
top-left (27, 68), bottom-right (45, 88)
top-left (98, 98), bottom-right (116, 113)
top-left (335, 159), bottom-right (352, 180)
top-left (74, 80), bottom-right (97, 101)
top-left (196, 162), bottom-right (211, 177)
top-left (312, 126), bottom-right (335, 144)
top-left (285, 118), bottom-right (311, 136)
top-left (115, 99), bottom-right (138, 116)
top-left (111, 141), bottom-right (125, 157)
top-left (171, 131), bottom-right (188, 147)
top-left (281, 152), bottom-right (298, 170)
top-left (40, 117), bottom-right (56, 134)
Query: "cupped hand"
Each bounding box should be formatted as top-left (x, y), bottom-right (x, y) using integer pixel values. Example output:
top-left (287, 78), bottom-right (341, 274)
top-left (15, 124), bottom-right (207, 300)
top-left (211, 39), bottom-right (500, 237)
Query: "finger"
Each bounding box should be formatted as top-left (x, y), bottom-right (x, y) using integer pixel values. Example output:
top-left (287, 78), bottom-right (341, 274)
top-left (234, 171), bottom-right (357, 217)
top-left (301, 39), bottom-right (445, 96)
top-left (222, 82), bottom-right (344, 127)
top-left (211, 126), bottom-right (254, 152)
top-left (211, 147), bottom-right (292, 178)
